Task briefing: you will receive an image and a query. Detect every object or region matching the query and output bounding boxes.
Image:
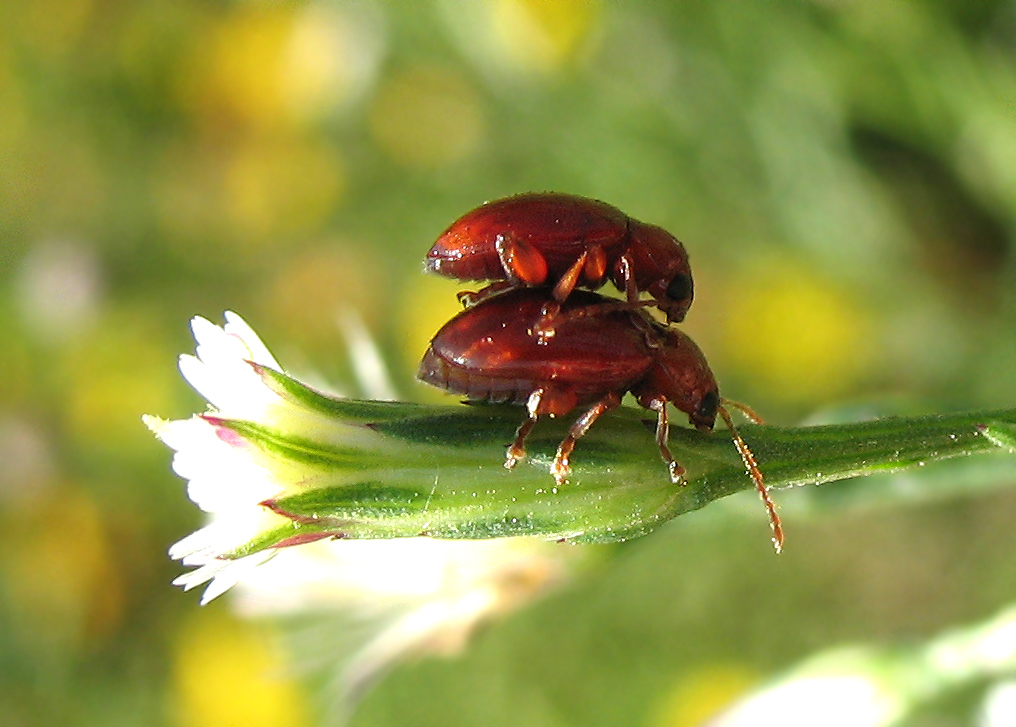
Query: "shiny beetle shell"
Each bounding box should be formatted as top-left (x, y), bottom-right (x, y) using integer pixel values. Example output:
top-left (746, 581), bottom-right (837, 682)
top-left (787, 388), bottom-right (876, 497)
top-left (425, 192), bottom-right (695, 323)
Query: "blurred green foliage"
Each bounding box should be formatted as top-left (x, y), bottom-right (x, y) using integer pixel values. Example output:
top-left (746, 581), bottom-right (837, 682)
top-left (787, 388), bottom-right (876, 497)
top-left (2, 1), bottom-right (1016, 725)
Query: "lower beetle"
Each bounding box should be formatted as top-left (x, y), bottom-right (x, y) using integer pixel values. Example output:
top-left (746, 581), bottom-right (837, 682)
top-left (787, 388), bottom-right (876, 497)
top-left (418, 288), bottom-right (783, 550)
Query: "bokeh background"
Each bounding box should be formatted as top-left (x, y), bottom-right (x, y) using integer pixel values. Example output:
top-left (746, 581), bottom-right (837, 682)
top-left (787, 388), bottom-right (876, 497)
top-left (2, 1), bottom-right (1016, 725)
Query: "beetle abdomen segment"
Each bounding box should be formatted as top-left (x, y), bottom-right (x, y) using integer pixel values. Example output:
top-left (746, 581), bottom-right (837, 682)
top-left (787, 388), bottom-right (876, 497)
top-left (418, 347), bottom-right (534, 405)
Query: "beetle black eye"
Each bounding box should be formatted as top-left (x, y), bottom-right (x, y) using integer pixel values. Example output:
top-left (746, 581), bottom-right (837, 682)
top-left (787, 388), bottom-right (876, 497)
top-left (697, 390), bottom-right (719, 422)
top-left (666, 273), bottom-right (692, 302)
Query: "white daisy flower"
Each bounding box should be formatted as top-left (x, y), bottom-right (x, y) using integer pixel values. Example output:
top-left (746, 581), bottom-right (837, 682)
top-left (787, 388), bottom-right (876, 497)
top-left (145, 310), bottom-right (583, 702)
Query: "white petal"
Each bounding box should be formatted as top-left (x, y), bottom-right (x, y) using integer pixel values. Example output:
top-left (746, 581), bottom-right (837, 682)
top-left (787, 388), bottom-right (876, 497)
top-left (177, 353), bottom-right (218, 409)
top-left (188, 316), bottom-right (220, 352)
top-left (224, 311), bottom-right (282, 370)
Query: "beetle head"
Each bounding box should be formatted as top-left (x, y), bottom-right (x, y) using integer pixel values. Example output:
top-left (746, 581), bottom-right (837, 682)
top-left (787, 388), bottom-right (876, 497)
top-left (635, 327), bottom-right (718, 431)
top-left (625, 220), bottom-right (694, 323)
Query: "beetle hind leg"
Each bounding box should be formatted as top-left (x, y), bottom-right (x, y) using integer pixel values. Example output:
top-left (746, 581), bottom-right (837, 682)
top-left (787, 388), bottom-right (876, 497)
top-left (505, 416), bottom-right (537, 470)
top-left (550, 392), bottom-right (622, 485)
top-left (506, 388), bottom-right (545, 469)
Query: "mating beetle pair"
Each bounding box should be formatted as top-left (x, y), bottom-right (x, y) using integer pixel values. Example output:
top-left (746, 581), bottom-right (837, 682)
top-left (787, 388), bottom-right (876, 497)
top-left (418, 193), bottom-right (782, 550)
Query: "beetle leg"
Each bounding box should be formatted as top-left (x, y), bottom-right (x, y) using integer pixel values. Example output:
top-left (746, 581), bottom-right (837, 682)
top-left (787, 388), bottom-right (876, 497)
top-left (505, 388), bottom-right (545, 469)
top-left (551, 250), bottom-right (589, 302)
top-left (506, 417), bottom-right (537, 469)
top-left (551, 392), bottom-right (622, 485)
top-left (584, 245), bottom-right (609, 283)
top-left (533, 251), bottom-right (596, 340)
top-left (648, 399), bottom-right (685, 483)
top-left (496, 233), bottom-right (549, 287)
top-left (532, 300), bottom-right (562, 343)
top-left (617, 252), bottom-right (639, 304)
top-left (457, 281), bottom-right (513, 308)
top-left (534, 298), bottom-right (654, 342)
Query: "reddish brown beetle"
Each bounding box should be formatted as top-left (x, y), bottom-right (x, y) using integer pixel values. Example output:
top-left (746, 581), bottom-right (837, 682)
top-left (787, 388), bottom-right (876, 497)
top-left (418, 288), bottom-right (783, 551)
top-left (424, 192), bottom-right (695, 324)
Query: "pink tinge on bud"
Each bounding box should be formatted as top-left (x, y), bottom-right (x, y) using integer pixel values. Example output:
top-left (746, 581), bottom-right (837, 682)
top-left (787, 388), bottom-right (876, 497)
top-left (272, 531), bottom-right (346, 549)
top-left (199, 415), bottom-right (248, 449)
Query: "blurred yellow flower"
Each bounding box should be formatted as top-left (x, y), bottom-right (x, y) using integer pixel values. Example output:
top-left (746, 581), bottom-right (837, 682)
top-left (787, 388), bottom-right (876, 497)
top-left (0, 48), bottom-right (28, 148)
top-left (63, 313), bottom-right (178, 454)
top-left (171, 610), bottom-right (310, 727)
top-left (438, 0), bottom-right (601, 80)
top-left (718, 260), bottom-right (872, 403)
top-left (223, 138), bottom-right (346, 241)
top-left (369, 65), bottom-right (485, 169)
top-left (175, 5), bottom-right (378, 134)
top-left (492, 0), bottom-right (601, 74)
top-left (264, 245), bottom-right (383, 350)
top-left (14, 0), bottom-right (94, 61)
top-left (153, 137), bottom-right (346, 256)
top-left (396, 272), bottom-right (469, 398)
top-left (0, 487), bottom-right (123, 650)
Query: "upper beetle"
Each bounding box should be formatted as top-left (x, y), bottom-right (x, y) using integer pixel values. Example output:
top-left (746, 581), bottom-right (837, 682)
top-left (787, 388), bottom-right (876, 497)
top-left (418, 288), bottom-right (782, 550)
top-left (424, 192), bottom-right (695, 323)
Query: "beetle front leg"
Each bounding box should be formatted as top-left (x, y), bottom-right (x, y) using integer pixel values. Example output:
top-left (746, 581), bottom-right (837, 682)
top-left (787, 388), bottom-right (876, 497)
top-left (550, 392), bottom-right (622, 485)
top-left (649, 398), bottom-right (685, 483)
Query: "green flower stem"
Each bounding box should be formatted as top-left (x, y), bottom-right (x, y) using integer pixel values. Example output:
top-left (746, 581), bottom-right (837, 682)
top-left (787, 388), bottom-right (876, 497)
top-left (216, 367), bottom-right (1016, 556)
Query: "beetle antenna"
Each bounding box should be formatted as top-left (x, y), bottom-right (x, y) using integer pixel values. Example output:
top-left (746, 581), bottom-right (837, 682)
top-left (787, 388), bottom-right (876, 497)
top-left (718, 404), bottom-right (784, 553)
top-left (721, 397), bottom-right (765, 425)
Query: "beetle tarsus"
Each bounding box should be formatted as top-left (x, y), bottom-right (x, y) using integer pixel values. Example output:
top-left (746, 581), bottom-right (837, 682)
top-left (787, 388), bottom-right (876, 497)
top-left (457, 280), bottom-right (513, 308)
top-left (550, 457), bottom-right (570, 485)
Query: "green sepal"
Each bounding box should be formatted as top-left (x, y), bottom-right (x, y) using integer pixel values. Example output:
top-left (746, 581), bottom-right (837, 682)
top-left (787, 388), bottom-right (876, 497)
top-left (210, 389), bottom-right (1016, 553)
top-left (252, 363), bottom-right (432, 424)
